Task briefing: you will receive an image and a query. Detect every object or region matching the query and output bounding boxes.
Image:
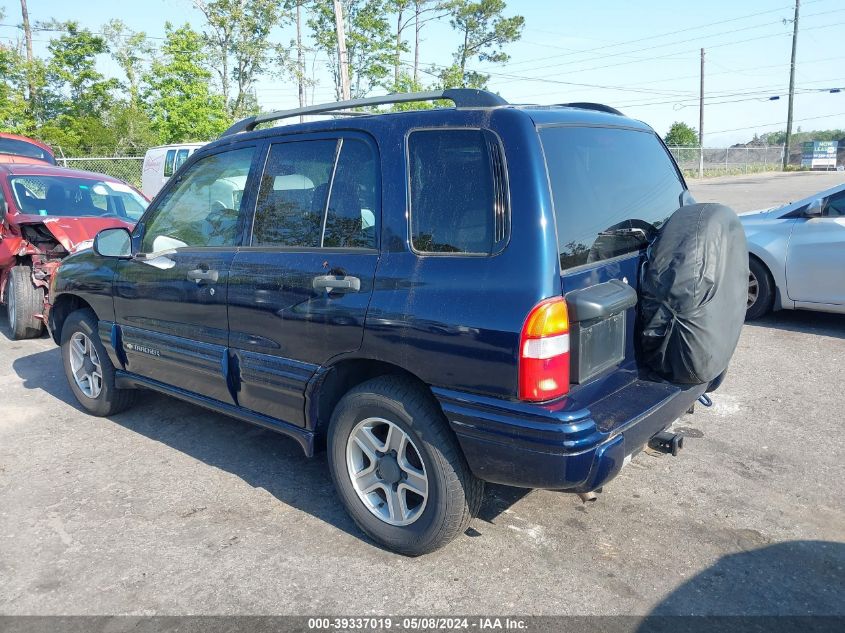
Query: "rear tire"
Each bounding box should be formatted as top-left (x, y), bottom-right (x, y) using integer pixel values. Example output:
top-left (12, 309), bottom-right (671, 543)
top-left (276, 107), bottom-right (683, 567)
top-left (60, 309), bottom-right (136, 416)
top-left (327, 376), bottom-right (483, 556)
top-left (5, 265), bottom-right (44, 340)
top-left (746, 257), bottom-right (774, 321)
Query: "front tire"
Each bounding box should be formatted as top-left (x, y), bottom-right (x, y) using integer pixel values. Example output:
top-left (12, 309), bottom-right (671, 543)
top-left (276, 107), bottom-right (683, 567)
top-left (60, 309), bottom-right (135, 416)
top-left (5, 265), bottom-right (44, 339)
top-left (327, 376), bottom-right (483, 556)
top-left (746, 257), bottom-right (774, 321)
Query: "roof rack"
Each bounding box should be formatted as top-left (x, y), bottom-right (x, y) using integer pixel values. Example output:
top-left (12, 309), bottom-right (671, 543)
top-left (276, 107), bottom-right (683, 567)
top-left (220, 88), bottom-right (508, 137)
top-left (557, 102), bottom-right (624, 116)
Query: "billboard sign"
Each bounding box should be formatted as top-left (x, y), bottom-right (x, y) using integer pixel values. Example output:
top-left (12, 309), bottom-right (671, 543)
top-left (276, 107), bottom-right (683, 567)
top-left (801, 140), bottom-right (838, 169)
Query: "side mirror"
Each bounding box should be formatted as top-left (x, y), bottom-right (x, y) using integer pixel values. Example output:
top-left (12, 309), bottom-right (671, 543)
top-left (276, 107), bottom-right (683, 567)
top-left (93, 227), bottom-right (132, 258)
top-left (0, 196), bottom-right (7, 221)
top-left (804, 198), bottom-right (824, 218)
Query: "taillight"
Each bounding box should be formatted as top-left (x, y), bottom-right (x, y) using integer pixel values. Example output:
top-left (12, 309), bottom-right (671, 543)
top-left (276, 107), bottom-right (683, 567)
top-left (519, 296), bottom-right (570, 401)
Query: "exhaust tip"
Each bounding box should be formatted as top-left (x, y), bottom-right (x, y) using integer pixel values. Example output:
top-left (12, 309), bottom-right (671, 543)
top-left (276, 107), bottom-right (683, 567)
top-left (577, 491), bottom-right (598, 503)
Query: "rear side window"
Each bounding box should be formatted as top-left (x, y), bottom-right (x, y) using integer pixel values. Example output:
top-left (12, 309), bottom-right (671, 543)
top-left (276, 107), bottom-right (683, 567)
top-left (540, 126), bottom-right (685, 270)
top-left (408, 129), bottom-right (508, 255)
top-left (251, 138), bottom-right (378, 249)
top-left (252, 140), bottom-right (336, 247)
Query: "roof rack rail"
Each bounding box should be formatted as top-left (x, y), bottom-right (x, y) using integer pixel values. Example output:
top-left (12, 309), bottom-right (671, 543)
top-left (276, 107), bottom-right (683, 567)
top-left (220, 88), bottom-right (508, 137)
top-left (557, 102), bottom-right (624, 116)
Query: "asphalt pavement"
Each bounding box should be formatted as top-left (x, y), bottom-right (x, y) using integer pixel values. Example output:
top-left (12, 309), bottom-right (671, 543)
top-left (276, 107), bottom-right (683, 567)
top-left (1, 171), bottom-right (843, 616)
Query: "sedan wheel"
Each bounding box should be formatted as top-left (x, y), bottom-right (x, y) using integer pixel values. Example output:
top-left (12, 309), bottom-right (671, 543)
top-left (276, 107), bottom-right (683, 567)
top-left (747, 271), bottom-right (759, 309)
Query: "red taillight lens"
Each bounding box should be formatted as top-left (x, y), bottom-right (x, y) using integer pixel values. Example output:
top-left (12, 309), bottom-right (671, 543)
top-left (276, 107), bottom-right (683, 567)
top-left (519, 297), bottom-right (570, 401)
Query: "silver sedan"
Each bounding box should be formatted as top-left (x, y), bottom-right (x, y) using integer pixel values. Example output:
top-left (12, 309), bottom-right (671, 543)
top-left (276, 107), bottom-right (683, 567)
top-left (740, 181), bottom-right (845, 319)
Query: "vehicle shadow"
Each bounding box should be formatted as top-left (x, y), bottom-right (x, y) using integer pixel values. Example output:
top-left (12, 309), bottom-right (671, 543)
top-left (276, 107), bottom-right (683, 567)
top-left (745, 310), bottom-right (845, 340)
top-left (11, 345), bottom-right (524, 550)
top-left (638, 540), bottom-right (845, 629)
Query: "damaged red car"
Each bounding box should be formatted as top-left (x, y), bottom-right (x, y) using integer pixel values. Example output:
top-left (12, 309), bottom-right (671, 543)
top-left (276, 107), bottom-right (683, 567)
top-left (0, 163), bottom-right (148, 339)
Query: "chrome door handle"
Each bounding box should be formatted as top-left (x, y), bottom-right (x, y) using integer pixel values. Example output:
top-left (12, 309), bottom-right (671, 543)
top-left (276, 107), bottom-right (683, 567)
top-left (312, 275), bottom-right (361, 293)
top-left (187, 268), bottom-right (219, 283)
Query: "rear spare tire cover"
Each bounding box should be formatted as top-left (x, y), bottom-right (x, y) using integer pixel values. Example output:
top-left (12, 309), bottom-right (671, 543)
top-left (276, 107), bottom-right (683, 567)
top-left (640, 203), bottom-right (748, 384)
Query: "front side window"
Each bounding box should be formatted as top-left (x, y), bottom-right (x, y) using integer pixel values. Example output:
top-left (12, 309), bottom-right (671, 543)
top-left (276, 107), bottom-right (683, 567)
top-left (163, 150), bottom-right (176, 177)
top-left (141, 147), bottom-right (254, 252)
top-left (251, 138), bottom-right (378, 249)
top-left (9, 176), bottom-right (148, 221)
top-left (540, 126), bottom-right (685, 271)
top-left (408, 129), bottom-right (507, 255)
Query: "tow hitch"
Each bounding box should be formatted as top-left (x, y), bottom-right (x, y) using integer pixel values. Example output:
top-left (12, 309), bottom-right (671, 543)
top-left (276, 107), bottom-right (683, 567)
top-left (649, 431), bottom-right (684, 456)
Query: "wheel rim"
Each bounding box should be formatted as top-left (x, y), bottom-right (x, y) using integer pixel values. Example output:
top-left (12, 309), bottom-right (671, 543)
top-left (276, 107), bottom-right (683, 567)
top-left (747, 271), bottom-right (759, 309)
top-left (68, 332), bottom-right (103, 399)
top-left (7, 280), bottom-right (16, 331)
top-left (346, 417), bottom-right (429, 527)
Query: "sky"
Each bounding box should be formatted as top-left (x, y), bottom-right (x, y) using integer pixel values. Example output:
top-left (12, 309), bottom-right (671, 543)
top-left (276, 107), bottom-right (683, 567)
top-left (1, 0), bottom-right (842, 146)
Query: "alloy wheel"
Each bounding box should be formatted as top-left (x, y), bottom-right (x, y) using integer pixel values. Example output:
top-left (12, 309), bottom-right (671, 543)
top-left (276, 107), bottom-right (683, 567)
top-left (346, 417), bottom-right (429, 526)
top-left (68, 332), bottom-right (103, 399)
top-left (747, 271), bottom-right (759, 309)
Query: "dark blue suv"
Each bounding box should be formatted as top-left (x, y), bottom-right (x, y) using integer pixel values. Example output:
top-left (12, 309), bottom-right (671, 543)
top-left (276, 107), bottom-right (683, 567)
top-left (46, 89), bottom-right (730, 555)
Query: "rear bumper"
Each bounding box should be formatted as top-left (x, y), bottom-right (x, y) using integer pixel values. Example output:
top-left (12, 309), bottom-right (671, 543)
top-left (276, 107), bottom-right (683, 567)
top-left (434, 376), bottom-right (707, 491)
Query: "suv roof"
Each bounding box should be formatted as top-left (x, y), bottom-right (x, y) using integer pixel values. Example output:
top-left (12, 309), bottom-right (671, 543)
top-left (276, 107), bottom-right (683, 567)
top-left (203, 89), bottom-right (649, 163)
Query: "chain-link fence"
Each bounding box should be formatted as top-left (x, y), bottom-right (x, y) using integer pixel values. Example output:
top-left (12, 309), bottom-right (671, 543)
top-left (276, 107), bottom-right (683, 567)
top-left (60, 157), bottom-right (145, 189)
top-left (56, 146), bottom-right (788, 188)
top-left (668, 146), bottom-right (784, 178)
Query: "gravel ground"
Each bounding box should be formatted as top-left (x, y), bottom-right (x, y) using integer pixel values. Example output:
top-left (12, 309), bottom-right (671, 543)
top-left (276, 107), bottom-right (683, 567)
top-left (1, 172), bottom-right (843, 617)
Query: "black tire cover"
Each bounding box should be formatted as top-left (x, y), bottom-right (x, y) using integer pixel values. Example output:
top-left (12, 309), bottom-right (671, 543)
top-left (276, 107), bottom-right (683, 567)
top-left (640, 203), bottom-right (748, 384)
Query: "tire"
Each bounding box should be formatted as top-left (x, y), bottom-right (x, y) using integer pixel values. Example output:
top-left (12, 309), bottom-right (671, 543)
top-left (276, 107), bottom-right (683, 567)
top-left (60, 309), bottom-right (136, 416)
top-left (746, 257), bottom-right (774, 321)
top-left (327, 376), bottom-right (483, 556)
top-left (5, 265), bottom-right (44, 340)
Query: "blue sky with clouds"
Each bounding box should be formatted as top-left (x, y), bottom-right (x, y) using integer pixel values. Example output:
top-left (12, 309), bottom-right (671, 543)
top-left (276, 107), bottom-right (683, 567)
top-left (1, 0), bottom-right (842, 145)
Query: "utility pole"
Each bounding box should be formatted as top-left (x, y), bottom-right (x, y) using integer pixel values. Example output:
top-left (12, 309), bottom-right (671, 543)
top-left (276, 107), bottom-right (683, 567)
top-left (783, 0), bottom-right (800, 170)
top-left (19, 0), bottom-right (36, 115)
top-left (296, 1), bottom-right (305, 121)
top-left (333, 0), bottom-right (351, 101)
top-left (699, 48), bottom-right (705, 178)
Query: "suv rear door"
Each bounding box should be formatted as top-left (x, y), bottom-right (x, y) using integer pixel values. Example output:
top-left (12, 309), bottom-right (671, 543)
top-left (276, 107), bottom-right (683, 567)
top-left (539, 124), bottom-right (687, 392)
top-left (227, 132), bottom-right (380, 426)
top-left (113, 144), bottom-right (259, 403)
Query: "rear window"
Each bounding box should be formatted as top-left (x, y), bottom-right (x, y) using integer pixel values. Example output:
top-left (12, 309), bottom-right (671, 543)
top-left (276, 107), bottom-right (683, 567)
top-left (540, 126), bottom-right (684, 270)
top-left (0, 138), bottom-right (55, 164)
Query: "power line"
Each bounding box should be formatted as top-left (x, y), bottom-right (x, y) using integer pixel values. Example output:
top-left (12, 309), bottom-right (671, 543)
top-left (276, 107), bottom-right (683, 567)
top-left (708, 111), bottom-right (845, 135)
top-left (483, 4), bottom-right (841, 76)
top-left (489, 17), bottom-right (845, 85)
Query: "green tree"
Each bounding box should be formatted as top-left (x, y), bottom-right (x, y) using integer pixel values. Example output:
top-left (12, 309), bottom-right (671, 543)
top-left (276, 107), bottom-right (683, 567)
top-left (0, 43), bottom-right (31, 131)
top-left (441, 0), bottom-right (523, 88)
top-left (309, 0), bottom-right (395, 99)
top-left (144, 23), bottom-right (230, 143)
top-left (664, 121), bottom-right (699, 147)
top-left (41, 21), bottom-right (117, 120)
top-left (102, 19), bottom-right (153, 108)
top-left (192, 0), bottom-right (292, 117)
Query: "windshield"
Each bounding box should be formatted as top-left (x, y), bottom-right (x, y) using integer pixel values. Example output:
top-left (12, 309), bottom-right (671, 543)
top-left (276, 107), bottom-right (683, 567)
top-left (0, 138), bottom-right (55, 164)
top-left (540, 125), bottom-right (685, 271)
top-left (9, 175), bottom-right (148, 222)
